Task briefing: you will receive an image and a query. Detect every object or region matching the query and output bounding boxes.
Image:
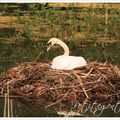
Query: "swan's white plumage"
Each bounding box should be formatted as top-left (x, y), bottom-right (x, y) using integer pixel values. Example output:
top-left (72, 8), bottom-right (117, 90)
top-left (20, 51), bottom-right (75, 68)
top-left (51, 55), bottom-right (87, 70)
top-left (47, 38), bottom-right (87, 70)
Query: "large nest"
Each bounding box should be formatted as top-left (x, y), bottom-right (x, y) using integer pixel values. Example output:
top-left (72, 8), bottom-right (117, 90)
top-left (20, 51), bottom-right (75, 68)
top-left (0, 61), bottom-right (120, 110)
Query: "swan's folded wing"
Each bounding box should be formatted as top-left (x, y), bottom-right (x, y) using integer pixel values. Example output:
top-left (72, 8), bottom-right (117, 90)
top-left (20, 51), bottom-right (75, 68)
top-left (51, 56), bottom-right (87, 70)
top-left (51, 56), bottom-right (72, 70)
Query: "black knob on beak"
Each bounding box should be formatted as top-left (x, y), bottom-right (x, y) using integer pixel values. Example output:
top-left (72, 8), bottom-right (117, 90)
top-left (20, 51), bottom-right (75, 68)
top-left (47, 43), bottom-right (52, 52)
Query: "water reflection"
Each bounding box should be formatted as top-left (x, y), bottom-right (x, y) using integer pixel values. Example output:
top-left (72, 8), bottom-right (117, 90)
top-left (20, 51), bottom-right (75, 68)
top-left (0, 98), bottom-right (120, 117)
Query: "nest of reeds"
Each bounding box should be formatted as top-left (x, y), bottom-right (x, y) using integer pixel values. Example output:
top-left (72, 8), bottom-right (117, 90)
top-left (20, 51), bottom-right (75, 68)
top-left (0, 61), bottom-right (120, 110)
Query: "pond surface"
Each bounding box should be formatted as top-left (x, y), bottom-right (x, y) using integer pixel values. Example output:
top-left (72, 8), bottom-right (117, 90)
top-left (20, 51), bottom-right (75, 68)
top-left (0, 96), bottom-right (120, 117)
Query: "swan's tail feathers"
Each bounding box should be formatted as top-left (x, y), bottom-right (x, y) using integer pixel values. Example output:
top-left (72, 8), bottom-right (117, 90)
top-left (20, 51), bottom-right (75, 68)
top-left (73, 65), bottom-right (87, 70)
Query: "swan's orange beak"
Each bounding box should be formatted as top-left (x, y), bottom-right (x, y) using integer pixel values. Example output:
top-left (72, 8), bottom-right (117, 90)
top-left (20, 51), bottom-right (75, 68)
top-left (47, 43), bottom-right (52, 52)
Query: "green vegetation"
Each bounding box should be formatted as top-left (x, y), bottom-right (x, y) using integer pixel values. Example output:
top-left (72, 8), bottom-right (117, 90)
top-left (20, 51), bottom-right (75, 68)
top-left (0, 3), bottom-right (120, 73)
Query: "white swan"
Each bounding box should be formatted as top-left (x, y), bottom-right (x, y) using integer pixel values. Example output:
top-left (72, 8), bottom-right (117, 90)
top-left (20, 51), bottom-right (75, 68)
top-left (47, 38), bottom-right (87, 70)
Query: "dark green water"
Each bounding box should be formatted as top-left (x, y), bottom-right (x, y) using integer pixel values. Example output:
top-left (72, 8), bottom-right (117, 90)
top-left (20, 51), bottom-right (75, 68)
top-left (0, 3), bottom-right (120, 117)
top-left (0, 39), bottom-right (120, 117)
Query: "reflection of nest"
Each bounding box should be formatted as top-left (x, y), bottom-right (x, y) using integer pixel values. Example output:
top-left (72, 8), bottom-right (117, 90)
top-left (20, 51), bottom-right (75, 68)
top-left (0, 61), bottom-right (120, 110)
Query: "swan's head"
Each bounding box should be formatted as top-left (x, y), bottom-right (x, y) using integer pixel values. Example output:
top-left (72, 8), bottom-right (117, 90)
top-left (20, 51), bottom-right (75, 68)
top-left (47, 38), bottom-right (61, 51)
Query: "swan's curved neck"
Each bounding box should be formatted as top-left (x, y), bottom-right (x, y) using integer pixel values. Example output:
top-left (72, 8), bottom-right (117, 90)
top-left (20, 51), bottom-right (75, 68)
top-left (57, 40), bottom-right (70, 56)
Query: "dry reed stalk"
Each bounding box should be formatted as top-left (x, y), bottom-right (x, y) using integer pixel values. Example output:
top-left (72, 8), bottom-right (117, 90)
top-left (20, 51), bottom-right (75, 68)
top-left (84, 76), bottom-right (103, 85)
top-left (105, 3), bottom-right (108, 26)
top-left (96, 69), bottom-right (108, 80)
top-left (108, 82), bottom-right (120, 99)
top-left (45, 91), bottom-right (69, 108)
top-left (3, 93), bottom-right (7, 117)
top-left (73, 83), bottom-right (77, 103)
top-left (10, 99), bottom-right (13, 117)
top-left (53, 83), bottom-right (60, 96)
top-left (34, 51), bottom-right (43, 62)
top-left (84, 68), bottom-right (94, 78)
top-left (105, 3), bottom-right (108, 40)
top-left (7, 84), bottom-right (10, 117)
top-left (72, 70), bottom-right (89, 99)
top-left (3, 84), bottom-right (13, 117)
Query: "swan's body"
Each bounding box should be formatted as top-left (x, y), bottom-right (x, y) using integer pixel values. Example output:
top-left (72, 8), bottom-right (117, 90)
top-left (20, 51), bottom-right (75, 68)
top-left (47, 38), bottom-right (87, 70)
top-left (51, 55), bottom-right (87, 70)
